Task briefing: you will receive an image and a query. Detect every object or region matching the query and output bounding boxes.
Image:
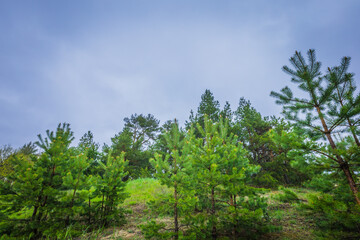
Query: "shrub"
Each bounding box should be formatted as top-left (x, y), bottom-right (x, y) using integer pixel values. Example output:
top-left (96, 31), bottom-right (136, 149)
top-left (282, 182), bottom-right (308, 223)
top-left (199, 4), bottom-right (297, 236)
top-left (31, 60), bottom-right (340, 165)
top-left (301, 193), bottom-right (360, 239)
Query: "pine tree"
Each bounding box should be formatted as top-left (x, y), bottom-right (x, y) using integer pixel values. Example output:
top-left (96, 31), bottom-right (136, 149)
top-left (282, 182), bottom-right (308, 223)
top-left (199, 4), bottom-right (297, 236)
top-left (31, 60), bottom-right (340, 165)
top-left (197, 90), bottom-right (220, 123)
top-left (0, 124), bottom-right (130, 238)
top-left (152, 119), bottom-right (178, 154)
top-left (0, 143), bottom-right (37, 180)
top-left (186, 90), bottom-right (221, 131)
top-left (78, 131), bottom-right (100, 175)
top-left (270, 49), bottom-right (360, 206)
top-left (233, 98), bottom-right (278, 186)
top-left (62, 152), bottom-right (91, 226)
top-left (0, 123), bottom-right (76, 237)
top-left (94, 151), bottom-right (128, 226)
top-left (325, 56), bottom-right (360, 146)
top-left (109, 113), bottom-right (160, 178)
top-left (264, 120), bottom-right (310, 185)
top-left (0, 145), bottom-right (15, 180)
top-left (150, 119), bottom-right (192, 239)
top-left (123, 113), bottom-right (160, 148)
top-left (188, 116), bottom-right (260, 239)
top-left (220, 101), bottom-right (232, 120)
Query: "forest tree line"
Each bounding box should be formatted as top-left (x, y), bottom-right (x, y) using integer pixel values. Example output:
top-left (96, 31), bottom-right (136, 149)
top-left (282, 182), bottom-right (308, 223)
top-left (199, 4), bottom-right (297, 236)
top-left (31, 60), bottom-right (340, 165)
top-left (1, 49), bottom-right (360, 239)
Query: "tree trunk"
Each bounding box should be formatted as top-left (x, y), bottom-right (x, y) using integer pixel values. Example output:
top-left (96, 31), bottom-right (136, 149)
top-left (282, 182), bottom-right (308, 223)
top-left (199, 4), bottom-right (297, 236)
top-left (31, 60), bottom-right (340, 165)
top-left (315, 106), bottom-right (360, 206)
top-left (32, 194), bottom-right (42, 221)
top-left (231, 195), bottom-right (237, 239)
top-left (173, 148), bottom-right (179, 240)
top-left (101, 193), bottom-right (105, 223)
top-left (31, 205), bottom-right (38, 221)
top-left (283, 173), bottom-right (290, 185)
top-left (341, 162), bottom-right (360, 206)
top-left (88, 197), bottom-right (91, 225)
top-left (211, 187), bottom-right (217, 240)
top-left (174, 182), bottom-right (179, 240)
top-left (66, 173), bottom-right (82, 225)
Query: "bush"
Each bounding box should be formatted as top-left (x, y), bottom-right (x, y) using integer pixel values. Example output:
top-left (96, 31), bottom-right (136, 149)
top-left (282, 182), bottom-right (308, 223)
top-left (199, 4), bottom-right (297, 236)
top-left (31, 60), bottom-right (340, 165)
top-left (301, 193), bottom-right (360, 239)
top-left (0, 124), bottom-right (129, 238)
top-left (219, 196), bottom-right (279, 239)
top-left (140, 220), bottom-right (173, 239)
top-left (253, 172), bottom-right (279, 188)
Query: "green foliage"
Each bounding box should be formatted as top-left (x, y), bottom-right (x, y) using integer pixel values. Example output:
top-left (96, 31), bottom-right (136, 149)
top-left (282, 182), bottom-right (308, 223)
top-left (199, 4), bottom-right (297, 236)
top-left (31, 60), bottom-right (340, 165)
top-left (301, 193), bottom-right (360, 239)
top-left (150, 120), bottom-right (193, 238)
top-left (221, 196), bottom-right (277, 239)
top-left (265, 121), bottom-right (311, 185)
top-left (186, 89), bottom-right (221, 132)
top-left (107, 113), bottom-right (160, 179)
top-left (2, 52), bottom-right (360, 239)
top-left (0, 145), bottom-right (15, 161)
top-left (275, 187), bottom-right (300, 203)
top-left (271, 49), bottom-right (360, 237)
top-left (271, 49), bottom-right (360, 205)
top-left (92, 151), bottom-right (128, 227)
top-left (143, 116), bottom-right (277, 239)
top-left (183, 117), bottom-right (273, 239)
top-left (304, 173), bottom-right (336, 193)
top-left (325, 56), bottom-right (360, 146)
top-left (252, 172), bottom-right (279, 188)
top-left (0, 123), bottom-right (76, 237)
top-left (124, 113), bottom-right (160, 148)
top-left (17, 142), bottom-right (37, 155)
top-left (0, 124), bottom-right (129, 239)
top-left (234, 99), bottom-right (308, 187)
top-left (78, 131), bottom-right (101, 174)
top-left (136, 167), bottom-right (154, 179)
top-left (0, 143), bottom-right (37, 180)
top-left (0, 147), bottom-right (14, 180)
top-left (140, 220), bottom-right (173, 240)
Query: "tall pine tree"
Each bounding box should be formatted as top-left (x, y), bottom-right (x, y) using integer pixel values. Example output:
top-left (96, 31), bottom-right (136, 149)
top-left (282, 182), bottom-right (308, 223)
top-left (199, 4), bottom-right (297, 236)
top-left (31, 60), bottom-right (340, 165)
top-left (271, 49), bottom-right (360, 205)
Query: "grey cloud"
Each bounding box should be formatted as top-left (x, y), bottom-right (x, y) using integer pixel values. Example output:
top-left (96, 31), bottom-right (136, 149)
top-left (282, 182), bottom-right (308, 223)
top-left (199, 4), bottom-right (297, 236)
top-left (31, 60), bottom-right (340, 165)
top-left (1, 0), bottom-right (359, 147)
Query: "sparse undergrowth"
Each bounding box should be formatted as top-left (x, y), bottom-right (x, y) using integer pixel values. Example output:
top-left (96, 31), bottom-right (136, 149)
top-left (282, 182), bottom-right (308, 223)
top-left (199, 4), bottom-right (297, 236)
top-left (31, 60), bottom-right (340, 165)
top-left (97, 178), bottom-right (173, 240)
top-left (1, 176), bottom-right (353, 240)
top-left (265, 188), bottom-right (318, 240)
top-left (88, 180), bottom-right (329, 240)
top-left (1, 178), bottom-right (356, 239)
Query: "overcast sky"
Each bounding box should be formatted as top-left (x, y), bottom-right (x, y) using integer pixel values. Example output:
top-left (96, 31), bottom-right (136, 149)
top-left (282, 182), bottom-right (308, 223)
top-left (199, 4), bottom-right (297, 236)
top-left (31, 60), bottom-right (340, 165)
top-left (1, 0), bottom-right (360, 147)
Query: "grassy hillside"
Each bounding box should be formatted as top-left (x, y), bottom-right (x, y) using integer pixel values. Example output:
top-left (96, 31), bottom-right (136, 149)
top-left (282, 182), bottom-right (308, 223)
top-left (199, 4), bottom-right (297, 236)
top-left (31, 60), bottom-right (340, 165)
top-left (78, 178), bottom-right (324, 240)
top-left (80, 178), bottom-right (172, 240)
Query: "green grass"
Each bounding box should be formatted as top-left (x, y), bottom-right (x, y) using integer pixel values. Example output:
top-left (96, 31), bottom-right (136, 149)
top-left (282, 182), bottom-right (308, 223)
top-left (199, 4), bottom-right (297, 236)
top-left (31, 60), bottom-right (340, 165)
top-left (123, 178), bottom-right (172, 206)
top-left (112, 178), bottom-right (174, 240)
top-left (265, 187), bottom-right (318, 240)
top-left (121, 180), bottom-right (321, 239)
top-left (120, 181), bottom-right (323, 240)
top-left (10, 179), bottom-right (324, 240)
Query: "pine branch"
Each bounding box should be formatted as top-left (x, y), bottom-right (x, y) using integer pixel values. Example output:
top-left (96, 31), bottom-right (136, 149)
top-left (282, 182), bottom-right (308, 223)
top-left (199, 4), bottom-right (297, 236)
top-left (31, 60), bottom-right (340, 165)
top-left (296, 119), bottom-right (324, 133)
top-left (309, 148), bottom-right (338, 162)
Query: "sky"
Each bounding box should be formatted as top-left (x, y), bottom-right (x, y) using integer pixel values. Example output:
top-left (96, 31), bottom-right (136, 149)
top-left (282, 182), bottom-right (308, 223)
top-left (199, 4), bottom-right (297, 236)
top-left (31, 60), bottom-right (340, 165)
top-left (1, 0), bottom-right (360, 148)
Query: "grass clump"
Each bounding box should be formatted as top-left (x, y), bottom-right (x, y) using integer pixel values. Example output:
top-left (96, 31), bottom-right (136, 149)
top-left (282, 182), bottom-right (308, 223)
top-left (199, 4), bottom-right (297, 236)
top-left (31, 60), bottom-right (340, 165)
top-left (123, 178), bottom-right (172, 206)
top-left (275, 187), bottom-right (300, 203)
